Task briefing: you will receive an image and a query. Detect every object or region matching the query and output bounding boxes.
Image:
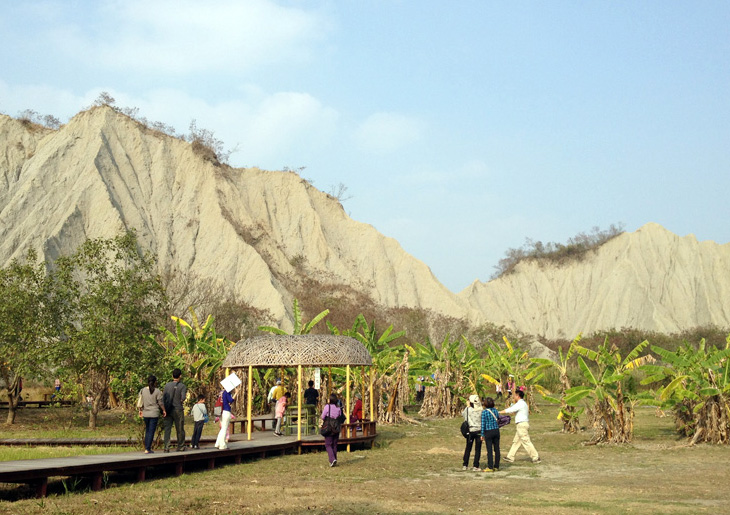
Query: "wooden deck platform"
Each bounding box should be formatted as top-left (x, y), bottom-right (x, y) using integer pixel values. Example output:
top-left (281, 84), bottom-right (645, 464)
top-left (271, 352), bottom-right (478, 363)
top-left (0, 422), bottom-right (377, 499)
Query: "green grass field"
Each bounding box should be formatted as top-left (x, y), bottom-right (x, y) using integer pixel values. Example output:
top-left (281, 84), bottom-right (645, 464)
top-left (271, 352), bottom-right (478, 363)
top-left (1, 404), bottom-right (729, 514)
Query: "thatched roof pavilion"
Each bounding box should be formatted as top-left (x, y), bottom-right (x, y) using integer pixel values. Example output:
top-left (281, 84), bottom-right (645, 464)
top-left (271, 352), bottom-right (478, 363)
top-left (223, 334), bottom-right (372, 368)
top-left (222, 334), bottom-right (374, 443)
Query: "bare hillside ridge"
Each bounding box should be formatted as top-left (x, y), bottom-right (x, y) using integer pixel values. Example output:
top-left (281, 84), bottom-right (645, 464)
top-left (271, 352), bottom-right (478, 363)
top-left (0, 107), bottom-right (479, 329)
top-left (461, 222), bottom-right (730, 339)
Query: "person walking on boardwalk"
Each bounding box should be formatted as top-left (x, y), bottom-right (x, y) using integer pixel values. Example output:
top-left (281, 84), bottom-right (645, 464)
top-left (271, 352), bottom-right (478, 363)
top-left (500, 389), bottom-right (540, 464)
top-left (215, 388), bottom-right (235, 449)
top-left (480, 396), bottom-right (501, 471)
top-left (461, 394), bottom-right (483, 471)
top-left (138, 375), bottom-right (166, 454)
top-left (321, 393), bottom-right (345, 467)
top-left (162, 368), bottom-right (187, 452)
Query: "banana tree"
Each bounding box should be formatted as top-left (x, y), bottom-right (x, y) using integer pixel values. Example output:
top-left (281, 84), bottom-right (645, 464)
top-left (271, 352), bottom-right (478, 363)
top-left (259, 298), bottom-right (329, 335)
top-left (641, 336), bottom-right (730, 444)
top-left (328, 315), bottom-right (406, 422)
top-left (161, 307), bottom-right (234, 404)
top-left (532, 334), bottom-right (583, 433)
top-left (410, 335), bottom-right (482, 418)
top-left (565, 337), bottom-right (652, 443)
top-left (482, 336), bottom-right (547, 412)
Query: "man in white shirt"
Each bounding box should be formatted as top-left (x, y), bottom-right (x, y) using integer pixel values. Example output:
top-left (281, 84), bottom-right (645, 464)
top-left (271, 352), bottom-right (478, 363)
top-left (500, 389), bottom-right (541, 463)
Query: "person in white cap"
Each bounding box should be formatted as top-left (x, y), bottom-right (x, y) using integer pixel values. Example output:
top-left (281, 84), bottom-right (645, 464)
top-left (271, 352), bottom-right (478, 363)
top-left (461, 394), bottom-right (483, 471)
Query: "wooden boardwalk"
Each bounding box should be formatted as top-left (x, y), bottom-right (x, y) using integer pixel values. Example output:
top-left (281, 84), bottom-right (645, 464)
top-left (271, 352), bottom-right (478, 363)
top-left (0, 421), bottom-right (376, 499)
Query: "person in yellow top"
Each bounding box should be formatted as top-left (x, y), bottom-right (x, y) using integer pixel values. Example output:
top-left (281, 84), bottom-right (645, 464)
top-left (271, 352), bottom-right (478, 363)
top-left (267, 379), bottom-right (285, 414)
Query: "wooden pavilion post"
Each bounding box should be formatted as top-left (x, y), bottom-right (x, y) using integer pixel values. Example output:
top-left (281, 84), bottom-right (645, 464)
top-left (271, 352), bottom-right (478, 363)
top-left (346, 365), bottom-right (351, 452)
top-left (370, 367), bottom-right (375, 422)
top-left (247, 365), bottom-right (253, 441)
top-left (297, 364), bottom-right (302, 444)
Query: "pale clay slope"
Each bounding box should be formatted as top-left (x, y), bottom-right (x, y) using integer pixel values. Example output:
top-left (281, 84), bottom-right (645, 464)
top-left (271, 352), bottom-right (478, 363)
top-left (460, 223), bottom-right (730, 339)
top-left (1, 108), bottom-right (728, 341)
top-left (0, 108), bottom-right (477, 330)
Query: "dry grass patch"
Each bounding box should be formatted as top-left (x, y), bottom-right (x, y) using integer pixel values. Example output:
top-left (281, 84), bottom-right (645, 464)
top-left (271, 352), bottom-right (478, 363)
top-left (1, 405), bottom-right (729, 513)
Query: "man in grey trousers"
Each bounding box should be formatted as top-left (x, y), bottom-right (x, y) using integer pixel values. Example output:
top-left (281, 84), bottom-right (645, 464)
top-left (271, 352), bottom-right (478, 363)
top-left (162, 368), bottom-right (187, 452)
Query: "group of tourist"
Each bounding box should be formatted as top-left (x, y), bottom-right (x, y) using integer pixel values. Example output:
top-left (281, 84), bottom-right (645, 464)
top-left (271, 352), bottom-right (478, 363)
top-left (461, 389), bottom-right (540, 471)
top-left (137, 371), bottom-right (356, 467)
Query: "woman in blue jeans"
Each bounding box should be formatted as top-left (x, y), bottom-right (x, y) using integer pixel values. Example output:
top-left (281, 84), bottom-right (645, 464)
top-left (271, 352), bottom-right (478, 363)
top-left (138, 375), bottom-right (166, 453)
top-left (480, 396), bottom-right (501, 471)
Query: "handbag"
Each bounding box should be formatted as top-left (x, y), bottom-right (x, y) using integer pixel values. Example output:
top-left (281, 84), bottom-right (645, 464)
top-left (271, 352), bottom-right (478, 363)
top-left (319, 405), bottom-right (343, 437)
top-left (488, 408), bottom-right (511, 428)
top-left (460, 407), bottom-right (470, 438)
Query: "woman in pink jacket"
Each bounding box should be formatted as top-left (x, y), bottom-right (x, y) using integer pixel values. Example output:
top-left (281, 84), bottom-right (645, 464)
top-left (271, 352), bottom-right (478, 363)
top-left (274, 392), bottom-right (290, 436)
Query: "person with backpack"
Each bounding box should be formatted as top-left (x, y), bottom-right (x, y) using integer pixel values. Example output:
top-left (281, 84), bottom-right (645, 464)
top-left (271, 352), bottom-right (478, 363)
top-left (137, 375), bottom-right (166, 454)
top-left (480, 396), bottom-right (501, 471)
top-left (321, 393), bottom-right (345, 467)
top-left (162, 368), bottom-right (187, 452)
top-left (461, 394), bottom-right (483, 471)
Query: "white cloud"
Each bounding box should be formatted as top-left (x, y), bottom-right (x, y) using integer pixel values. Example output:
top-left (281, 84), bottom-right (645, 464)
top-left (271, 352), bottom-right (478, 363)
top-left (47, 0), bottom-right (329, 75)
top-left (354, 112), bottom-right (426, 153)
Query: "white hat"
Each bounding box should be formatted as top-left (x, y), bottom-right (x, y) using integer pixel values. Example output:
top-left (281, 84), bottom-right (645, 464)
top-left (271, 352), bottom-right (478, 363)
top-left (469, 394), bottom-right (481, 406)
top-left (276, 379), bottom-right (281, 385)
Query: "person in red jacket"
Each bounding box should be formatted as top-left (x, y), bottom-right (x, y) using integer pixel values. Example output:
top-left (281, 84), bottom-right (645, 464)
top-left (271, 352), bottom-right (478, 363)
top-left (352, 393), bottom-right (363, 426)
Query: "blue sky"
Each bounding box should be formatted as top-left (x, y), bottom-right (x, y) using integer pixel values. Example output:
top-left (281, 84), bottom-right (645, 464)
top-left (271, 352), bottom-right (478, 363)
top-left (1, 1), bottom-right (728, 292)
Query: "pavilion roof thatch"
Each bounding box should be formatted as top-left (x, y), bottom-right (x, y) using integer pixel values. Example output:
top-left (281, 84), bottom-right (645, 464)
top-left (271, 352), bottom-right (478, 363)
top-left (222, 334), bottom-right (373, 368)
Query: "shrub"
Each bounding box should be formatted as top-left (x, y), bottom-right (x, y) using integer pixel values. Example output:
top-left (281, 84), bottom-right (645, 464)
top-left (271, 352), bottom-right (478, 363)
top-left (492, 223), bottom-right (625, 279)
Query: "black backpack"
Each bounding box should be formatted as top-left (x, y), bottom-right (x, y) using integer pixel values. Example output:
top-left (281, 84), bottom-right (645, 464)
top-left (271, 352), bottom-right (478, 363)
top-left (460, 407), bottom-right (470, 438)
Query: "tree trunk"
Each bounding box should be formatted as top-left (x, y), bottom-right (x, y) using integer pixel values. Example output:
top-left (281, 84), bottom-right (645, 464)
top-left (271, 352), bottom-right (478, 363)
top-left (5, 392), bottom-right (18, 425)
top-left (3, 373), bottom-right (21, 425)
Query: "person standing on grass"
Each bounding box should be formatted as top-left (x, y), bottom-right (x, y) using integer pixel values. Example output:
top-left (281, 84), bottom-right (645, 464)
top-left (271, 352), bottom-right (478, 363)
top-left (500, 389), bottom-right (540, 464)
top-left (322, 393), bottom-right (344, 467)
top-left (138, 375), bottom-right (166, 454)
top-left (191, 394), bottom-right (208, 449)
top-left (480, 396), bottom-right (501, 471)
top-left (215, 388), bottom-right (235, 449)
top-left (274, 392), bottom-right (291, 436)
top-left (461, 394), bottom-right (483, 471)
top-left (162, 368), bottom-right (187, 452)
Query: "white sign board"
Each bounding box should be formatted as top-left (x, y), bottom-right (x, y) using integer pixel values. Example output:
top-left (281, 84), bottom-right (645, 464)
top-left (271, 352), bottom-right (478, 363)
top-left (220, 372), bottom-right (242, 393)
top-left (314, 368), bottom-right (321, 390)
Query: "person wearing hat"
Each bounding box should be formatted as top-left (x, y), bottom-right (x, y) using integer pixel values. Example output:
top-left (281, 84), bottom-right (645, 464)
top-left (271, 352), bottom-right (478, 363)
top-left (461, 394), bottom-right (483, 471)
top-left (267, 379), bottom-right (285, 415)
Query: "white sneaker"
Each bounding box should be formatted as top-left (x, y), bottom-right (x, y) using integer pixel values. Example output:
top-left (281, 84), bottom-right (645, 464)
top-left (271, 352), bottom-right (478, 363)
top-left (462, 466), bottom-right (467, 471)
top-left (472, 467), bottom-right (480, 472)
